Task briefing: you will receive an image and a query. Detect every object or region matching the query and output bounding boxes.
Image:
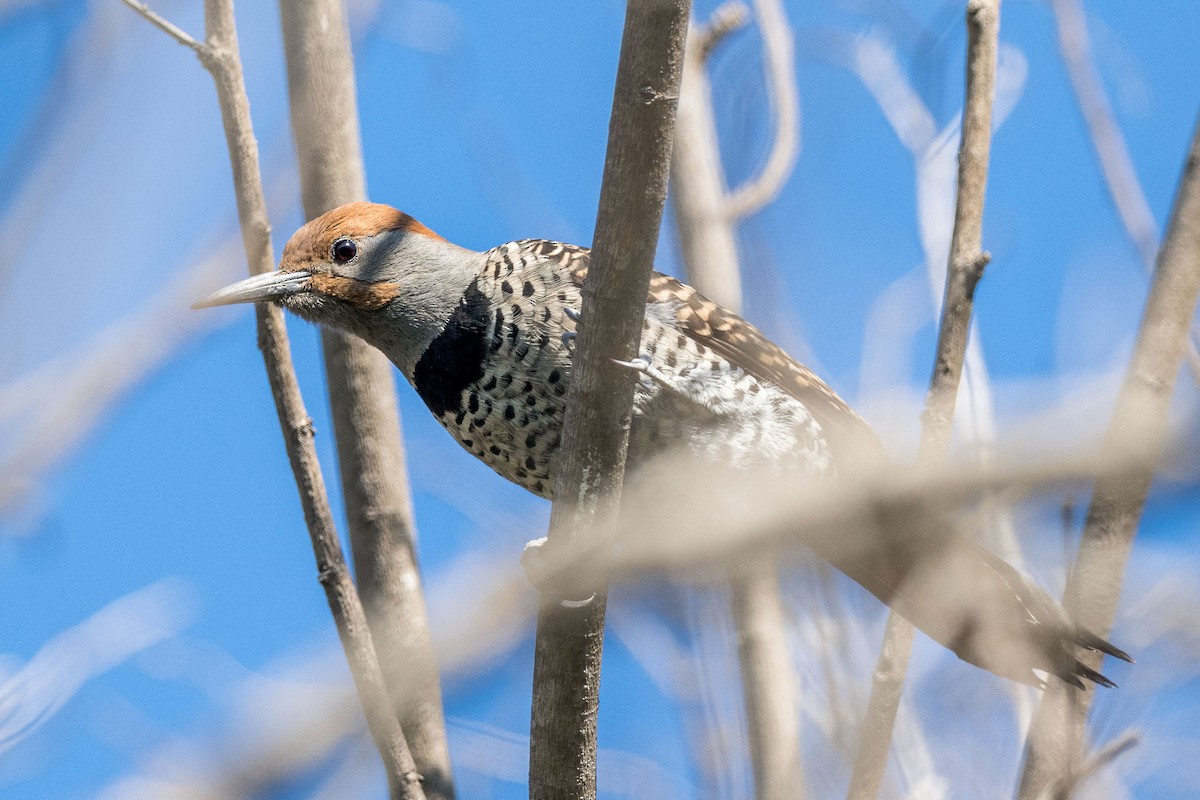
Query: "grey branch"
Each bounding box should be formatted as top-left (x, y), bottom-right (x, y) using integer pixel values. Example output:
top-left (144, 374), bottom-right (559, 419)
top-left (1050, 0), bottom-right (1200, 385)
top-left (724, 0), bottom-right (800, 220)
top-left (1017, 113), bottom-right (1200, 800)
top-left (124, 1), bottom-right (425, 797)
top-left (276, 1), bottom-right (452, 797)
top-left (528, 2), bottom-right (690, 798)
top-left (849, 2), bottom-right (1002, 798)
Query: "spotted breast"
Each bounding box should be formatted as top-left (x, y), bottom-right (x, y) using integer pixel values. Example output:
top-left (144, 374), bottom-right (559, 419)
top-left (410, 239), bottom-right (860, 497)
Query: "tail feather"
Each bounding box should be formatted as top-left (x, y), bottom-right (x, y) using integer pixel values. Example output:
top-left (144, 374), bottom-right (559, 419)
top-left (1074, 628), bottom-right (1134, 664)
top-left (815, 513), bottom-right (1131, 689)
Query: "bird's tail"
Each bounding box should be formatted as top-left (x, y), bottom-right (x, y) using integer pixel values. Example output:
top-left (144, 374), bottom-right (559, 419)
top-left (815, 512), bottom-right (1132, 687)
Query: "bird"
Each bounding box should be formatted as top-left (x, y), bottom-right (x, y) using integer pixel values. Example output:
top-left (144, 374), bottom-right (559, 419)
top-left (196, 201), bottom-right (1131, 689)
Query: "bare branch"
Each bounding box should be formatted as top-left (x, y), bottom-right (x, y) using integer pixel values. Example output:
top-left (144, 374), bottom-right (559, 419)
top-left (849, 2), bottom-right (1002, 797)
top-left (119, 0), bottom-right (201, 51)
top-left (692, 0), bottom-right (749, 62)
top-left (1055, 729), bottom-right (1139, 799)
top-left (724, 0), bottom-right (800, 220)
top-left (1050, 0), bottom-right (1200, 384)
top-left (0, 239), bottom-right (232, 516)
top-left (528, 2), bottom-right (690, 798)
top-left (1018, 113), bottom-right (1200, 800)
top-left (125, 2), bottom-right (425, 796)
top-left (671, 9), bottom-right (745, 310)
top-left (730, 570), bottom-right (806, 800)
top-left (276, 2), bottom-right (452, 796)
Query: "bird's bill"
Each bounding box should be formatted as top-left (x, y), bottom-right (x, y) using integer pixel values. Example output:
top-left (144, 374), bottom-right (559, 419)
top-left (192, 270), bottom-right (312, 309)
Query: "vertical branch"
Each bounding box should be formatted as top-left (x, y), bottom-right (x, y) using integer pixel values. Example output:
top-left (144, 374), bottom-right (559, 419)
top-left (848, 2), bottom-right (1001, 798)
top-left (730, 569), bottom-right (806, 800)
top-left (671, 2), bottom-right (806, 797)
top-left (1017, 115), bottom-right (1200, 800)
top-left (670, 2), bottom-right (748, 311)
top-left (528, 2), bottom-right (690, 798)
top-left (122, 1), bottom-right (425, 797)
top-left (277, 3), bottom-right (453, 798)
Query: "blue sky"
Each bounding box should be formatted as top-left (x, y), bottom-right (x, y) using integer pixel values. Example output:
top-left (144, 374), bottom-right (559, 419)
top-left (2, 1), bottom-right (1198, 798)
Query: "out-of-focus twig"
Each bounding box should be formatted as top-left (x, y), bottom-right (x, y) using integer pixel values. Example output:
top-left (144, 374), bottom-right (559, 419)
top-left (0, 581), bottom-right (192, 756)
top-left (671, 2), bottom-right (806, 796)
top-left (723, 0), bottom-right (800, 221)
top-left (729, 568), bottom-right (805, 800)
top-left (121, 2), bottom-right (424, 797)
top-left (528, 2), bottom-right (690, 798)
top-left (1050, 0), bottom-right (1200, 384)
top-left (276, 1), bottom-right (452, 796)
top-left (1017, 114), bottom-right (1200, 800)
top-left (849, 2), bottom-right (1002, 798)
top-left (1054, 729), bottom-right (1139, 800)
top-left (0, 238), bottom-right (233, 516)
top-left (671, 0), bottom-right (748, 310)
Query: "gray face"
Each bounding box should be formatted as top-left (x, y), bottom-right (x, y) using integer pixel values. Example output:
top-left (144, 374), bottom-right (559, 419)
top-left (194, 221), bottom-right (486, 378)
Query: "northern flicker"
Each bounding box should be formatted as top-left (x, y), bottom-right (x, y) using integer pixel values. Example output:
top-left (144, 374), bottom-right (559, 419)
top-left (197, 201), bottom-right (1130, 688)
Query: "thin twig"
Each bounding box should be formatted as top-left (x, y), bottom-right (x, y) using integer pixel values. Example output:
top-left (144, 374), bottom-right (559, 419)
top-left (527, 2), bottom-right (690, 798)
top-left (125, 2), bottom-right (425, 797)
top-left (276, 1), bottom-right (452, 796)
top-left (1053, 729), bottom-right (1139, 800)
top-left (1049, 0), bottom-right (1200, 385)
top-left (120, 0), bottom-right (202, 51)
top-left (848, 2), bottom-right (1002, 798)
top-left (724, 0), bottom-right (800, 220)
top-left (1017, 113), bottom-right (1200, 800)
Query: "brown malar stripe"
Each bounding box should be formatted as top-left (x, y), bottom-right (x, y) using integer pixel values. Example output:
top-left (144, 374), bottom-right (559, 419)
top-left (308, 273), bottom-right (402, 311)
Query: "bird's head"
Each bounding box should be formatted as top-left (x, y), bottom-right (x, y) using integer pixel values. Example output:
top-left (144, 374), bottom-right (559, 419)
top-left (196, 202), bottom-right (483, 376)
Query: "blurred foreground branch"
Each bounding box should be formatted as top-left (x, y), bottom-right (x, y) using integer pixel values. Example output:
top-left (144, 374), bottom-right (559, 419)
top-left (528, 1), bottom-right (689, 798)
top-left (849, 2), bottom-right (1001, 797)
top-left (447, 427), bottom-right (1169, 689)
top-left (277, 1), bottom-right (452, 796)
top-left (121, 2), bottom-right (424, 797)
top-left (1017, 113), bottom-right (1200, 800)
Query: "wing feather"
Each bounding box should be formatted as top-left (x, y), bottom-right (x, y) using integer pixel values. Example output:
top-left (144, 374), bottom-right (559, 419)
top-left (539, 243), bottom-right (879, 461)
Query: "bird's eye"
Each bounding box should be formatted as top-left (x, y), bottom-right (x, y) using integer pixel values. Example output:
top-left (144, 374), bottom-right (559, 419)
top-left (331, 237), bottom-right (358, 263)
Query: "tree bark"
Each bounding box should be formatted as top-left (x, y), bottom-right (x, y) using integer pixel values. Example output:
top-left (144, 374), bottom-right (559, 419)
top-left (277, 3), bottom-right (453, 798)
top-left (528, 2), bottom-right (690, 798)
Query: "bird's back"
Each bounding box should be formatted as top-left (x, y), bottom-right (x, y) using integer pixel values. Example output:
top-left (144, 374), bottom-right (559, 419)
top-left (409, 239), bottom-right (846, 496)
